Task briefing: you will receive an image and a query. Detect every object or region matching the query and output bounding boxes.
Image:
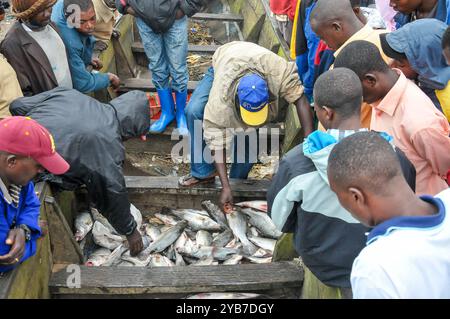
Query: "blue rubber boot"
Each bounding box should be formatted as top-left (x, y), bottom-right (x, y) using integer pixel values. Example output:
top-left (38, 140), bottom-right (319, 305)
top-left (175, 90), bottom-right (188, 136)
top-left (150, 88), bottom-right (175, 133)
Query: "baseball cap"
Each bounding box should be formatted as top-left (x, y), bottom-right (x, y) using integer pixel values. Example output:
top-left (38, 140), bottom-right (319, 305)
top-left (380, 33), bottom-right (407, 61)
top-left (0, 117), bottom-right (69, 175)
top-left (237, 74), bottom-right (269, 127)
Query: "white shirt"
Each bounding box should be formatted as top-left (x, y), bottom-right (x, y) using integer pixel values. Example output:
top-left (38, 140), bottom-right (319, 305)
top-left (23, 24), bottom-right (73, 89)
top-left (351, 188), bottom-right (450, 299)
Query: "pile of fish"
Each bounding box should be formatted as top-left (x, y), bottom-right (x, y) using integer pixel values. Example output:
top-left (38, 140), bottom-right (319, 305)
top-left (73, 200), bottom-right (282, 267)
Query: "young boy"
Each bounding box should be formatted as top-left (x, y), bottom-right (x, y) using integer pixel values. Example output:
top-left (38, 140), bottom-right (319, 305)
top-left (328, 131), bottom-right (450, 298)
top-left (0, 116), bottom-right (69, 272)
top-left (267, 68), bottom-right (415, 298)
top-left (334, 40), bottom-right (450, 196)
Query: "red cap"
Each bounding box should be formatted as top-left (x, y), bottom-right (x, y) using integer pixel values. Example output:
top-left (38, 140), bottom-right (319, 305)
top-left (0, 117), bottom-right (70, 175)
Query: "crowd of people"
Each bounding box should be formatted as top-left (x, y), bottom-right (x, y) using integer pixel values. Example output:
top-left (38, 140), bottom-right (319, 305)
top-left (0, 0), bottom-right (448, 299)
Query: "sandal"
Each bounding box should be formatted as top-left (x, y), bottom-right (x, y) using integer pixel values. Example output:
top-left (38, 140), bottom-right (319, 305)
top-left (178, 174), bottom-right (217, 187)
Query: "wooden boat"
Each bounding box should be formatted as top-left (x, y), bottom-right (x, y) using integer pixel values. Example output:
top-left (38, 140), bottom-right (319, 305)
top-left (0, 0), bottom-right (305, 299)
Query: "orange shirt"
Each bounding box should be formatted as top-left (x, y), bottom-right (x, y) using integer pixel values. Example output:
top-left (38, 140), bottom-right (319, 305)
top-left (371, 70), bottom-right (450, 195)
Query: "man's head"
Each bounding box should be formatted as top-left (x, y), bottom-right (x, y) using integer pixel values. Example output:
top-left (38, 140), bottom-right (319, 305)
top-left (350, 0), bottom-right (368, 25)
top-left (12, 0), bottom-right (56, 28)
top-left (442, 26), bottom-right (450, 66)
top-left (310, 0), bottom-right (364, 51)
top-left (313, 68), bottom-right (363, 129)
top-left (389, 0), bottom-right (422, 14)
top-left (0, 117), bottom-right (69, 186)
top-left (64, 0), bottom-right (96, 35)
top-left (334, 40), bottom-right (393, 104)
top-left (236, 74), bottom-right (269, 127)
top-left (379, 33), bottom-right (418, 79)
top-left (328, 131), bottom-right (405, 227)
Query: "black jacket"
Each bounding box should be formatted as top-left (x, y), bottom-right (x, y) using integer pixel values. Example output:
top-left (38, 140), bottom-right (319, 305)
top-left (10, 87), bottom-right (150, 236)
top-left (116, 0), bottom-right (206, 33)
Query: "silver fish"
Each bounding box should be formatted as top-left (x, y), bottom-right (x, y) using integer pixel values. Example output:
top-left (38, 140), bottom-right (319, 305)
top-left (74, 211), bottom-right (94, 242)
top-left (177, 245), bottom-right (239, 261)
top-left (92, 221), bottom-right (124, 250)
top-left (102, 244), bottom-right (128, 266)
top-left (252, 248), bottom-right (272, 258)
top-left (171, 209), bottom-right (221, 232)
top-left (121, 249), bottom-right (152, 267)
top-left (244, 256), bottom-right (272, 264)
top-left (226, 209), bottom-right (258, 255)
top-left (196, 230), bottom-right (213, 247)
top-left (248, 235), bottom-right (276, 252)
top-left (248, 227), bottom-right (260, 237)
top-left (85, 248), bottom-right (111, 266)
top-left (116, 260), bottom-right (135, 267)
top-left (201, 200), bottom-right (229, 229)
top-left (149, 254), bottom-right (175, 267)
top-left (235, 200), bottom-right (268, 213)
top-left (222, 254), bottom-right (243, 265)
top-left (240, 208), bottom-right (282, 239)
top-left (187, 293), bottom-right (262, 299)
top-left (174, 231), bottom-right (188, 250)
top-left (165, 245), bottom-right (176, 261)
top-left (212, 230), bottom-right (234, 247)
top-left (147, 221), bottom-right (188, 253)
top-left (192, 257), bottom-right (218, 266)
top-left (175, 250), bottom-right (186, 266)
top-left (145, 224), bottom-right (161, 241)
top-left (154, 213), bottom-right (180, 226)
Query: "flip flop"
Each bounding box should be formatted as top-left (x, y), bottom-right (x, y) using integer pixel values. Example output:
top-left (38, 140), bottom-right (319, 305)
top-left (178, 174), bottom-right (217, 187)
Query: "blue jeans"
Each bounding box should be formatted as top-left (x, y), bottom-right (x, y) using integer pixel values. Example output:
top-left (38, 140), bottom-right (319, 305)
top-left (136, 17), bottom-right (189, 92)
top-left (186, 67), bottom-right (257, 179)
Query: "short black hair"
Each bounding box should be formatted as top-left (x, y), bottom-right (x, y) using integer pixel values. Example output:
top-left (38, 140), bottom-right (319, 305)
top-left (442, 26), bottom-right (450, 49)
top-left (328, 131), bottom-right (402, 194)
top-left (64, 0), bottom-right (93, 15)
top-left (334, 40), bottom-right (390, 78)
top-left (314, 68), bottom-right (363, 119)
top-left (310, 0), bottom-right (357, 25)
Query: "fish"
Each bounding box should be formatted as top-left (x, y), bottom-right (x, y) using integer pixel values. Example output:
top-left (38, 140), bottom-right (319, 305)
top-left (171, 209), bottom-right (222, 232)
top-left (212, 230), bottom-right (234, 248)
top-left (187, 293), bottom-right (262, 299)
top-left (116, 260), bottom-right (135, 267)
top-left (92, 221), bottom-right (124, 250)
top-left (121, 248), bottom-right (152, 267)
top-left (177, 245), bottom-right (239, 261)
top-left (147, 221), bottom-right (188, 253)
top-left (192, 257), bottom-right (218, 266)
top-left (154, 213), bottom-right (180, 226)
top-left (74, 211), bottom-right (94, 242)
top-left (85, 248), bottom-right (112, 266)
top-left (226, 209), bottom-right (258, 256)
top-left (149, 254), bottom-right (175, 267)
top-left (244, 256), bottom-right (272, 264)
top-left (196, 230), bottom-right (213, 247)
top-left (248, 235), bottom-right (276, 252)
top-left (91, 208), bottom-right (120, 235)
top-left (201, 200), bottom-right (229, 229)
top-left (240, 208), bottom-right (282, 239)
top-left (148, 217), bottom-right (165, 225)
top-left (130, 204), bottom-right (143, 229)
top-left (235, 200), bottom-right (268, 213)
top-left (102, 244), bottom-right (128, 266)
top-left (222, 254), bottom-right (243, 265)
top-left (165, 245), bottom-right (176, 261)
top-left (144, 224), bottom-right (161, 241)
top-left (248, 227), bottom-right (260, 237)
top-left (252, 248), bottom-right (272, 258)
top-left (174, 231), bottom-right (188, 250)
top-left (175, 250), bottom-right (186, 266)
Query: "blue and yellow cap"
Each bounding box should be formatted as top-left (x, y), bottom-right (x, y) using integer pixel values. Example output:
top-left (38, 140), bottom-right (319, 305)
top-left (237, 74), bottom-right (269, 126)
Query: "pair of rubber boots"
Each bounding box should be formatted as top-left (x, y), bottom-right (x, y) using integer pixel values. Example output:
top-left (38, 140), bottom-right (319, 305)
top-left (150, 88), bottom-right (188, 136)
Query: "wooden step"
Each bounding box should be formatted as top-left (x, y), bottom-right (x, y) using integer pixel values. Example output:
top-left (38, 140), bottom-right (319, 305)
top-left (192, 12), bottom-right (244, 22)
top-left (131, 42), bottom-right (220, 55)
top-left (120, 78), bottom-right (199, 92)
top-left (125, 176), bottom-right (270, 212)
top-left (49, 262), bottom-right (303, 298)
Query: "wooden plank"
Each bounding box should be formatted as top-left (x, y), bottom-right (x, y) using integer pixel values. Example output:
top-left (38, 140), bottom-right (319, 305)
top-left (131, 42), bottom-right (220, 54)
top-left (191, 12), bottom-right (244, 22)
top-left (120, 78), bottom-right (199, 92)
top-left (50, 262), bottom-right (303, 296)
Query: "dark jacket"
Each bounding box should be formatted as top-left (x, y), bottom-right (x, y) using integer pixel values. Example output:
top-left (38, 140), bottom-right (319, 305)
top-left (10, 87), bottom-right (150, 236)
top-left (268, 130), bottom-right (416, 288)
top-left (116, 0), bottom-right (206, 33)
top-left (0, 21), bottom-right (59, 96)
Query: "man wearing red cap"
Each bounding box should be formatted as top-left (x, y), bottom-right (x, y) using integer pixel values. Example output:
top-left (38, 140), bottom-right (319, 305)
top-left (0, 116), bottom-right (69, 272)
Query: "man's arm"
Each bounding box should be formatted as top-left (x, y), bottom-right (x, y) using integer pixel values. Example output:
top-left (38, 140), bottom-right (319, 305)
top-left (179, 0), bottom-right (207, 17)
top-left (295, 94), bottom-right (314, 137)
top-left (212, 149), bottom-right (233, 211)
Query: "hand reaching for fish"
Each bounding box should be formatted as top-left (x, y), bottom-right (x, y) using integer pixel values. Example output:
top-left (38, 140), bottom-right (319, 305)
top-left (126, 228), bottom-right (144, 256)
top-left (220, 187), bottom-right (234, 213)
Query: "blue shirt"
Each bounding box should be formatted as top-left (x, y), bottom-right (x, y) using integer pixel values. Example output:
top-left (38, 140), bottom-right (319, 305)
top-left (0, 181), bottom-right (42, 273)
top-left (51, 0), bottom-right (110, 93)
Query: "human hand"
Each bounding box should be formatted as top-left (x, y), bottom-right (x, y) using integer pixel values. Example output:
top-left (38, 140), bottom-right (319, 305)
top-left (91, 58), bottom-right (103, 70)
top-left (108, 73), bottom-right (121, 91)
top-left (126, 228), bottom-right (144, 256)
top-left (0, 229), bottom-right (26, 266)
